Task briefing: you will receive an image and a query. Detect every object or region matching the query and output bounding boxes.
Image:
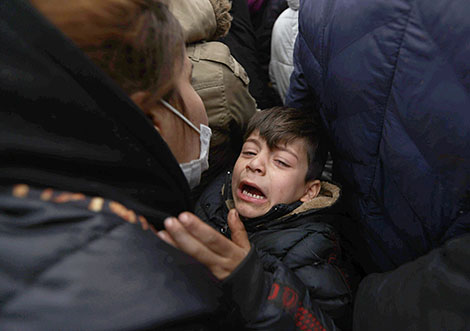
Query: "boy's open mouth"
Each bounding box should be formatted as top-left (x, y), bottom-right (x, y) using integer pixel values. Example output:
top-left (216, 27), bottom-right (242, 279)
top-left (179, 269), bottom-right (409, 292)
top-left (240, 183), bottom-right (266, 200)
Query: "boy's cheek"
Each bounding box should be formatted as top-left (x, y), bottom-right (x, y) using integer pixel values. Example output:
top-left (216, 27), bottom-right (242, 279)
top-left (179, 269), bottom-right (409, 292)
top-left (231, 169), bottom-right (243, 200)
top-left (233, 199), bottom-right (269, 219)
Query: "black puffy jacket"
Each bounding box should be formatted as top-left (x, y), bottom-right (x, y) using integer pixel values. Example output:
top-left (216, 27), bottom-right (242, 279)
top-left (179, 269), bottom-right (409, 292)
top-left (0, 184), bottom-right (229, 330)
top-left (196, 171), bottom-right (353, 329)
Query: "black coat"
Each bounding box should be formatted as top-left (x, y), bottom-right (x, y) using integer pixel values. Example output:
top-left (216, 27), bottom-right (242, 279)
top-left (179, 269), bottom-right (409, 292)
top-left (0, 185), bottom-right (227, 330)
top-left (220, 0), bottom-right (283, 108)
top-left (196, 171), bottom-right (354, 329)
top-left (353, 232), bottom-right (470, 330)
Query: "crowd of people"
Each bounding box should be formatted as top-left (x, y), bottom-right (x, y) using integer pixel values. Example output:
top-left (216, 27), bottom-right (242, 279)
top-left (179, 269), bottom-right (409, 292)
top-left (0, 0), bottom-right (469, 330)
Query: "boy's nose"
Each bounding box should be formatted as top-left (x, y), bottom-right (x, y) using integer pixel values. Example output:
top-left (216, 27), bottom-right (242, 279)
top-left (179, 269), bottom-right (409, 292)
top-left (246, 156), bottom-right (265, 175)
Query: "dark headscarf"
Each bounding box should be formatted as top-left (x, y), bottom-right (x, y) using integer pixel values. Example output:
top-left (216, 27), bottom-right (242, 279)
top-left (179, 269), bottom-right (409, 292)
top-left (0, 0), bottom-right (192, 227)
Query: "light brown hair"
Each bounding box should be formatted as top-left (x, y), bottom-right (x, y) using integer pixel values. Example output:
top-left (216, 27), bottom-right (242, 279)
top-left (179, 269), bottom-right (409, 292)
top-left (31, 0), bottom-right (185, 102)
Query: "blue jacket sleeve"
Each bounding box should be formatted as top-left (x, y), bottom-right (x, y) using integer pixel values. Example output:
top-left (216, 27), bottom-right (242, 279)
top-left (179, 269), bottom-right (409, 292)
top-left (285, 34), bottom-right (316, 111)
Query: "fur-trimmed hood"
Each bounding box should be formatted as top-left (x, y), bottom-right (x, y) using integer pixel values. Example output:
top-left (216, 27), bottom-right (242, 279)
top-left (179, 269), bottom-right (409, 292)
top-left (289, 181), bottom-right (340, 215)
top-left (168, 0), bottom-right (232, 43)
top-left (221, 172), bottom-right (343, 232)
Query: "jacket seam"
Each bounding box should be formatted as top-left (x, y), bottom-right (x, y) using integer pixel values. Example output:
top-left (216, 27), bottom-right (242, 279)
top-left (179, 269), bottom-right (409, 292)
top-left (1, 220), bottom-right (126, 311)
top-left (218, 63), bottom-right (230, 131)
top-left (365, 3), bottom-right (414, 209)
top-left (319, 0), bottom-right (335, 71)
top-left (282, 232), bottom-right (319, 263)
top-left (285, 232), bottom-right (352, 298)
top-left (383, 139), bottom-right (434, 248)
top-left (357, 4), bottom-right (418, 269)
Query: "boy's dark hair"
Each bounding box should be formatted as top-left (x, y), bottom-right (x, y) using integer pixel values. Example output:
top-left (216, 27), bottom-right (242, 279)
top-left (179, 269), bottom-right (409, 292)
top-left (245, 107), bottom-right (328, 181)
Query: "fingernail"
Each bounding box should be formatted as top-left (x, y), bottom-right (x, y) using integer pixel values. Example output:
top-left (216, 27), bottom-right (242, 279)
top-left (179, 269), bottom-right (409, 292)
top-left (164, 217), bottom-right (173, 227)
top-left (157, 231), bottom-right (166, 240)
top-left (179, 213), bottom-right (190, 225)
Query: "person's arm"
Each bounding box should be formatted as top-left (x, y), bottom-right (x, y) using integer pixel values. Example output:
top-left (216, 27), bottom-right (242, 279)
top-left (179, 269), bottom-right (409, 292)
top-left (284, 34), bottom-right (316, 111)
top-left (158, 210), bottom-right (339, 330)
top-left (353, 232), bottom-right (470, 330)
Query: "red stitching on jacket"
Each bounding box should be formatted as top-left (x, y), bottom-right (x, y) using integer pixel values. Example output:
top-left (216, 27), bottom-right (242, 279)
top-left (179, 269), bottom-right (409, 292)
top-left (268, 283), bottom-right (280, 300)
top-left (267, 283), bottom-right (326, 331)
top-left (283, 286), bottom-right (299, 309)
top-left (294, 304), bottom-right (326, 331)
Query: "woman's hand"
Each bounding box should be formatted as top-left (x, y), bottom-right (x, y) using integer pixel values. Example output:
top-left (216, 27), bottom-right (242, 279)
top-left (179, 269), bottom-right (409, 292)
top-left (157, 209), bottom-right (251, 280)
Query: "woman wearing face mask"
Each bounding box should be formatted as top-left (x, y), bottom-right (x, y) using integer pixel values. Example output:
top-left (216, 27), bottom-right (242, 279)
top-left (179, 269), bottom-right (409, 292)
top-left (130, 55), bottom-right (212, 190)
top-left (29, 0), bottom-right (212, 190)
top-left (0, 0), bottom-right (221, 329)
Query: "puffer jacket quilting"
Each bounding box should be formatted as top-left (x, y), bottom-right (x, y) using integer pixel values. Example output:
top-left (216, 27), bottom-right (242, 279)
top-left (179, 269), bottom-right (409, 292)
top-left (286, 0), bottom-right (470, 272)
top-left (196, 171), bottom-right (353, 324)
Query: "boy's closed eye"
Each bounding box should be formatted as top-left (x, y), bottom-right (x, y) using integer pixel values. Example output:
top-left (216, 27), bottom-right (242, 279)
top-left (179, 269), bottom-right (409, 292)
top-left (241, 142), bottom-right (259, 157)
top-left (274, 159), bottom-right (290, 168)
top-left (242, 150), bottom-right (257, 156)
top-left (272, 149), bottom-right (297, 168)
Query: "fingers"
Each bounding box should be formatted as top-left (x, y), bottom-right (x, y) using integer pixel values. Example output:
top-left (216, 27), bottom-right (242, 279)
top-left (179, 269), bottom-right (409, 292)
top-left (163, 216), bottom-right (222, 267)
top-left (163, 214), bottom-right (237, 280)
top-left (228, 209), bottom-right (250, 250)
top-left (176, 212), bottom-right (237, 254)
top-left (156, 229), bottom-right (177, 247)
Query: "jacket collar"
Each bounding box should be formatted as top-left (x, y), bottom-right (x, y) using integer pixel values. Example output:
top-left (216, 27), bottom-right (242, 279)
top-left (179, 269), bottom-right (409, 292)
top-left (222, 172), bottom-right (341, 232)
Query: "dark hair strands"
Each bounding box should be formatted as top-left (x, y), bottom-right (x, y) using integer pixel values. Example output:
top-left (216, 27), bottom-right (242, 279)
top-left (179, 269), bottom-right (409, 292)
top-left (245, 107), bottom-right (328, 181)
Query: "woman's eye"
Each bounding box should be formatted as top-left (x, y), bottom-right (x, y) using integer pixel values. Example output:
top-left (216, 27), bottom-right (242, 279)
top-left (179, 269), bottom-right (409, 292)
top-left (242, 151), bottom-right (256, 156)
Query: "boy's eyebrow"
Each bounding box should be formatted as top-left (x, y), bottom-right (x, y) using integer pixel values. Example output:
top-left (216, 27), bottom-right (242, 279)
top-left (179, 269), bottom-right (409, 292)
top-left (247, 136), bottom-right (300, 161)
top-left (244, 137), bottom-right (261, 147)
top-left (275, 145), bottom-right (299, 161)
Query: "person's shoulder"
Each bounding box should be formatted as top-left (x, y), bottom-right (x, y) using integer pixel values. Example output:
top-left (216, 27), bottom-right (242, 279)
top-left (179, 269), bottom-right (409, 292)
top-left (187, 42), bottom-right (256, 128)
top-left (188, 41), bottom-right (251, 87)
top-left (0, 184), bottom-right (224, 330)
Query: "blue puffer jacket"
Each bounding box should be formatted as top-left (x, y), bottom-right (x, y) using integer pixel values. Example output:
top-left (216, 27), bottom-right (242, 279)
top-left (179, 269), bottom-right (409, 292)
top-left (286, 0), bottom-right (470, 272)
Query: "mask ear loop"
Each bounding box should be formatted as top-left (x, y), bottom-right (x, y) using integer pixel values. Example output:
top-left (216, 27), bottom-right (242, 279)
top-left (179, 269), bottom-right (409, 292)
top-left (160, 100), bottom-right (201, 135)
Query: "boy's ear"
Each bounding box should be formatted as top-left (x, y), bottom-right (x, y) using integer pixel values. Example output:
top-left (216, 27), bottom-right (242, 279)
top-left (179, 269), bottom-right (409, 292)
top-left (300, 179), bottom-right (321, 202)
top-left (130, 91), bottom-right (162, 134)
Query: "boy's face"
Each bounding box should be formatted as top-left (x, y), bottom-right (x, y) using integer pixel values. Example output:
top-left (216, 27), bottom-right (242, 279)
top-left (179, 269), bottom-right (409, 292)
top-left (231, 131), bottom-right (320, 219)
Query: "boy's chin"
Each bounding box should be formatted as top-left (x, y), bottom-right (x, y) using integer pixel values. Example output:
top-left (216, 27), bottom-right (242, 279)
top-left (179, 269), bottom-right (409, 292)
top-left (235, 203), bottom-right (268, 220)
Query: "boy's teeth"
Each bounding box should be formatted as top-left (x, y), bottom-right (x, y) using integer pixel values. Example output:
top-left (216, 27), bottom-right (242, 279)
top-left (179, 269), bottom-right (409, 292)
top-left (242, 189), bottom-right (264, 200)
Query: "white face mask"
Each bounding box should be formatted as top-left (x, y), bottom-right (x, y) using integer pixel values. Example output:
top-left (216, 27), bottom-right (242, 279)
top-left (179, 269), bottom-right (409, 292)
top-left (161, 100), bottom-right (212, 189)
